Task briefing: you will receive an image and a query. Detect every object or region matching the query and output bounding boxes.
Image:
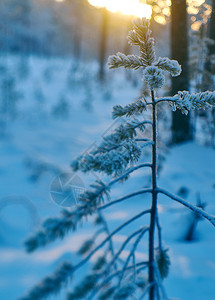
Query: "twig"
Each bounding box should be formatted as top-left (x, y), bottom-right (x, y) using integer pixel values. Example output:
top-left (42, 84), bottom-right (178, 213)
top-left (87, 262), bottom-right (148, 300)
top-left (153, 261), bottom-right (168, 300)
top-left (133, 252), bottom-right (136, 282)
top-left (119, 227), bottom-right (149, 285)
top-left (138, 282), bottom-right (156, 300)
top-left (72, 210), bottom-right (151, 274)
top-left (157, 188), bottom-right (215, 227)
top-left (155, 96), bottom-right (179, 105)
top-left (97, 210), bottom-right (117, 270)
top-left (98, 189), bottom-right (152, 211)
top-left (104, 227), bottom-right (148, 278)
top-left (156, 212), bottom-right (163, 251)
top-left (108, 163), bottom-right (152, 188)
top-left (135, 138), bottom-right (152, 142)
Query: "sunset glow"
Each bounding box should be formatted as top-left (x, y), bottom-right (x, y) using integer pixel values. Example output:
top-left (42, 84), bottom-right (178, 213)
top-left (88, 0), bottom-right (152, 19)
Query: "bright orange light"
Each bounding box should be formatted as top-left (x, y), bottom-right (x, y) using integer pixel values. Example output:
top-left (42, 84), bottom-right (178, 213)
top-left (88, 0), bottom-right (152, 19)
top-left (154, 15), bottom-right (166, 25)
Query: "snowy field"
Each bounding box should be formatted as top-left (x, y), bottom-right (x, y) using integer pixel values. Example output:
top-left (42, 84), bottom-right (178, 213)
top-left (0, 55), bottom-right (215, 300)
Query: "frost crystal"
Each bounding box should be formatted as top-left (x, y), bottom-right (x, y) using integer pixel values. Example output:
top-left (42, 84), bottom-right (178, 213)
top-left (155, 57), bottom-right (182, 77)
top-left (108, 52), bottom-right (146, 70)
top-left (143, 66), bottom-right (165, 89)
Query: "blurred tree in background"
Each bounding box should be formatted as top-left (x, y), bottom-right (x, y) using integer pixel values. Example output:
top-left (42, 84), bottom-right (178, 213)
top-left (170, 0), bottom-right (193, 144)
top-left (204, 0), bottom-right (215, 89)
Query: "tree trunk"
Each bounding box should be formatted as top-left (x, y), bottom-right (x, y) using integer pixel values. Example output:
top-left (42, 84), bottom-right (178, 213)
top-left (171, 0), bottom-right (193, 143)
top-left (206, 0), bottom-right (215, 146)
top-left (148, 90), bottom-right (158, 300)
top-left (209, 0), bottom-right (215, 45)
top-left (124, 18), bottom-right (132, 55)
top-left (204, 0), bottom-right (215, 90)
top-left (99, 8), bottom-right (109, 81)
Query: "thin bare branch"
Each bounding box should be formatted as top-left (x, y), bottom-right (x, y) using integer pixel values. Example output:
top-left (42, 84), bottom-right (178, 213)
top-left (138, 282), bottom-right (155, 300)
top-left (98, 189), bottom-right (152, 211)
top-left (156, 212), bottom-right (163, 251)
top-left (87, 228), bottom-right (149, 300)
top-left (87, 262), bottom-right (148, 300)
top-left (104, 227), bottom-right (148, 277)
top-left (135, 138), bottom-right (152, 142)
top-left (155, 96), bottom-right (179, 105)
top-left (97, 211), bottom-right (117, 270)
top-left (108, 163), bottom-right (152, 187)
top-left (72, 210), bottom-right (151, 274)
top-left (157, 188), bottom-right (215, 227)
top-left (119, 227), bottom-right (149, 285)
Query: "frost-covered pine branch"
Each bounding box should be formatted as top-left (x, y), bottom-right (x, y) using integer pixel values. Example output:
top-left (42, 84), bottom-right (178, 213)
top-left (128, 18), bottom-right (156, 66)
top-left (72, 140), bottom-right (142, 176)
top-left (156, 90), bottom-right (215, 114)
top-left (20, 262), bottom-right (73, 300)
top-left (25, 209), bottom-right (77, 252)
top-left (171, 90), bottom-right (215, 114)
top-left (109, 18), bottom-right (156, 70)
top-left (154, 57), bottom-right (181, 77)
top-left (112, 99), bottom-right (147, 118)
top-left (25, 163), bottom-right (152, 253)
top-left (109, 52), bottom-right (148, 70)
top-left (71, 118), bottom-right (153, 176)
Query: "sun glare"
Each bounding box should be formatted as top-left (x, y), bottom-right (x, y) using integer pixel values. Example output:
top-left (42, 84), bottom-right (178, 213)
top-left (88, 0), bottom-right (152, 19)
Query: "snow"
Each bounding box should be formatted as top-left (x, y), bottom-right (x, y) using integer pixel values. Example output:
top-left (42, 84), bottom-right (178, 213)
top-left (0, 54), bottom-right (215, 300)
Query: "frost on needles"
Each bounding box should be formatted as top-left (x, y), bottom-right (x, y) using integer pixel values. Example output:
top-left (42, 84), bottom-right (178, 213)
top-left (21, 18), bottom-right (215, 300)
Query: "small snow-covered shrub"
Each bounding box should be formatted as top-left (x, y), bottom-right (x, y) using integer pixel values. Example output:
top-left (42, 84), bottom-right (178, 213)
top-left (21, 18), bottom-right (215, 300)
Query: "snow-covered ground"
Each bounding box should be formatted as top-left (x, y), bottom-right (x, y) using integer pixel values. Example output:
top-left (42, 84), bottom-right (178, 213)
top-left (0, 55), bottom-right (215, 300)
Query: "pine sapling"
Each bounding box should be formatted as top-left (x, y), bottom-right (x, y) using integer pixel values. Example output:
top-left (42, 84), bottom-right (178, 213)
top-left (21, 18), bottom-right (215, 300)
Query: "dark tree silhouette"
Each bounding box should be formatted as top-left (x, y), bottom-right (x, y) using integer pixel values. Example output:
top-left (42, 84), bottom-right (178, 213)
top-left (171, 0), bottom-right (193, 143)
top-left (204, 0), bottom-right (215, 89)
top-left (99, 7), bottom-right (109, 81)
